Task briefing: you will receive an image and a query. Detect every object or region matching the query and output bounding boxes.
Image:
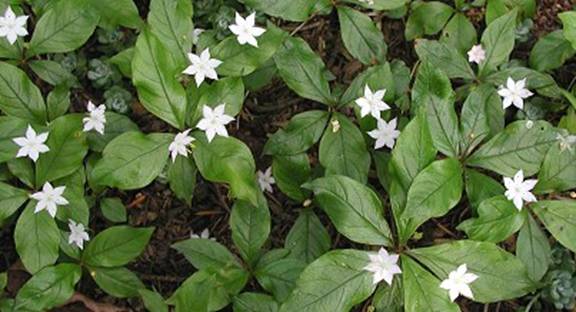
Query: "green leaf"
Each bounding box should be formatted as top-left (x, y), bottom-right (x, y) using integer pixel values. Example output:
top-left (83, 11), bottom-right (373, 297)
top-left (534, 141), bottom-right (576, 194)
top-left (464, 169), bottom-right (505, 212)
top-left (172, 238), bottom-right (242, 270)
top-left (285, 209), bottom-right (331, 263)
top-left (440, 13), bottom-right (477, 55)
top-left (272, 153), bottom-right (311, 202)
top-left (460, 84), bottom-right (503, 152)
top-left (86, 112), bottom-right (139, 153)
top-left (7, 158), bottom-right (34, 188)
top-left (167, 156), bottom-right (197, 205)
top-left (90, 266), bottom-right (145, 298)
top-left (0, 272), bottom-right (6, 291)
top-left (29, 60), bottom-right (78, 87)
top-left (0, 116), bottom-right (29, 164)
top-left (192, 135), bottom-right (260, 206)
top-left (467, 120), bottom-right (557, 177)
top-left (342, 0), bottom-right (407, 10)
top-left (319, 113), bottom-right (370, 183)
top-left (372, 278), bottom-right (403, 312)
top-left (100, 197), bottom-right (127, 223)
top-left (88, 0), bottom-right (143, 29)
top-left (55, 168), bottom-right (89, 225)
top-left (90, 131), bottom-right (172, 190)
top-left (36, 114), bottom-right (88, 186)
top-left (280, 250), bottom-right (376, 312)
top-left (415, 39), bottom-right (474, 79)
top-left (132, 28), bottom-right (187, 129)
top-left (0, 182), bottom-right (28, 226)
top-left (0, 62), bottom-right (46, 123)
top-left (230, 199), bottom-right (271, 265)
top-left (411, 60), bottom-right (452, 114)
top-left (242, 0), bottom-right (317, 22)
top-left (168, 270), bottom-right (234, 312)
top-left (529, 30), bottom-right (575, 71)
top-left (400, 158), bottom-right (463, 242)
top-left (255, 258), bottom-right (306, 302)
top-left (405, 2), bottom-right (453, 40)
top-left (304, 175), bottom-right (392, 246)
top-left (457, 195), bottom-right (525, 243)
top-left (46, 85), bottom-right (71, 121)
top-left (110, 48), bottom-right (134, 78)
top-left (14, 202), bottom-right (60, 274)
top-left (516, 214), bottom-right (551, 282)
top-left (139, 289), bottom-right (169, 312)
top-left (410, 240), bottom-right (536, 302)
top-left (28, 0), bottom-right (99, 56)
top-left (402, 256), bottom-right (459, 312)
top-left (83, 226), bottom-right (154, 267)
top-left (264, 110), bottom-right (329, 156)
top-left (190, 77), bottom-right (245, 126)
top-left (559, 11), bottom-right (576, 49)
top-left (479, 9), bottom-right (518, 76)
top-left (148, 0), bottom-right (193, 66)
top-left (233, 293), bottom-right (279, 312)
top-left (13, 263), bottom-right (81, 311)
top-left (339, 63), bottom-right (395, 107)
top-left (532, 200), bottom-right (576, 253)
top-left (274, 37), bottom-right (334, 105)
top-left (337, 7), bottom-right (387, 65)
top-left (213, 24), bottom-right (288, 77)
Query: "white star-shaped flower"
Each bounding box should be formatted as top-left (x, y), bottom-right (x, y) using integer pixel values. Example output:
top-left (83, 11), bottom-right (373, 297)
top-left (363, 247), bottom-right (402, 285)
top-left (503, 170), bottom-right (537, 210)
top-left (12, 125), bottom-right (49, 162)
top-left (68, 220), bottom-right (90, 249)
top-left (440, 264), bottom-right (479, 302)
top-left (467, 44), bottom-right (486, 64)
top-left (190, 228), bottom-right (215, 240)
top-left (30, 182), bottom-right (68, 218)
top-left (367, 118), bottom-right (400, 149)
top-left (0, 7), bottom-right (28, 45)
top-left (182, 48), bottom-right (222, 87)
top-left (229, 12), bottom-right (266, 47)
top-left (191, 28), bottom-right (204, 45)
top-left (168, 129), bottom-right (195, 162)
top-left (497, 77), bottom-right (534, 110)
top-left (257, 167), bottom-right (275, 193)
top-left (83, 101), bottom-right (106, 135)
top-left (196, 104), bottom-right (234, 143)
top-left (557, 133), bottom-right (576, 153)
top-left (355, 85), bottom-right (390, 119)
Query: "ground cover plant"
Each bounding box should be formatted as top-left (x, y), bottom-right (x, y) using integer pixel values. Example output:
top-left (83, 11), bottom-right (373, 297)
top-left (0, 0), bottom-right (575, 311)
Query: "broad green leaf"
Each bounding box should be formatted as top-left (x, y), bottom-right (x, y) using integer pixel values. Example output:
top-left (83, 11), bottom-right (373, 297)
top-left (133, 28), bottom-right (187, 129)
top-left (410, 240), bottom-right (536, 302)
top-left (167, 156), bottom-right (197, 205)
top-left (532, 200), bottom-right (576, 253)
top-left (457, 195), bottom-right (525, 243)
top-left (110, 48), bottom-right (134, 78)
top-left (255, 258), bottom-right (306, 302)
top-left (422, 79), bottom-right (460, 157)
top-left (233, 293), bottom-right (279, 312)
top-left (0, 116), bottom-right (29, 164)
top-left (440, 13), bottom-right (477, 55)
top-left (272, 153), bottom-right (311, 202)
top-left (405, 2), bottom-right (453, 40)
top-left (337, 7), bottom-right (387, 65)
top-left (172, 238), bottom-right (242, 270)
top-left (342, 0), bottom-right (407, 10)
top-left (28, 0), bottom-right (98, 56)
top-left (402, 256), bottom-right (459, 312)
top-left (0, 62), bottom-right (46, 123)
top-left (529, 30), bottom-right (575, 71)
top-left (7, 158), bottom-right (34, 188)
top-left (13, 263), bottom-right (81, 311)
top-left (46, 85), bottom-right (71, 121)
top-left (148, 0), bottom-right (193, 66)
top-left (319, 113), bottom-right (370, 183)
top-left (479, 10), bottom-right (518, 76)
top-left (535, 141), bottom-right (576, 194)
top-left (285, 209), bottom-right (331, 263)
top-left (29, 60), bottom-right (78, 87)
top-left (516, 214), bottom-right (551, 282)
top-left (400, 158), bottom-right (463, 242)
top-left (14, 202), bottom-right (60, 273)
top-left (86, 112), bottom-right (139, 153)
top-left (467, 120), bottom-right (557, 177)
top-left (280, 250), bottom-right (376, 312)
top-left (460, 84), bottom-right (503, 153)
top-left (0, 272), bottom-right (5, 291)
top-left (230, 199), bottom-right (271, 265)
top-left (83, 226), bottom-right (155, 267)
top-left (168, 270), bottom-right (232, 312)
top-left (88, 0), bottom-right (143, 30)
top-left (559, 11), bottom-right (576, 49)
top-left (485, 0), bottom-right (508, 24)
top-left (139, 289), bottom-right (169, 312)
top-left (411, 61), bottom-right (452, 114)
top-left (372, 278), bottom-right (403, 312)
top-left (189, 77), bottom-right (245, 126)
top-left (0, 182), bottom-right (28, 226)
top-left (339, 63), bottom-right (395, 107)
top-left (91, 131), bottom-right (172, 190)
top-left (415, 39), bottom-right (474, 79)
top-left (484, 66), bottom-right (561, 99)
top-left (100, 197), bottom-right (127, 223)
top-left (464, 169), bottom-right (505, 212)
top-left (274, 37), bottom-right (334, 105)
top-left (304, 175), bottom-right (392, 246)
top-left (192, 135), bottom-right (260, 206)
top-left (213, 24), bottom-right (288, 77)
top-left (242, 0), bottom-right (317, 22)
top-left (36, 114), bottom-right (88, 186)
top-left (264, 110), bottom-right (329, 156)
top-left (54, 168), bottom-right (89, 225)
top-left (90, 266), bottom-right (145, 298)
